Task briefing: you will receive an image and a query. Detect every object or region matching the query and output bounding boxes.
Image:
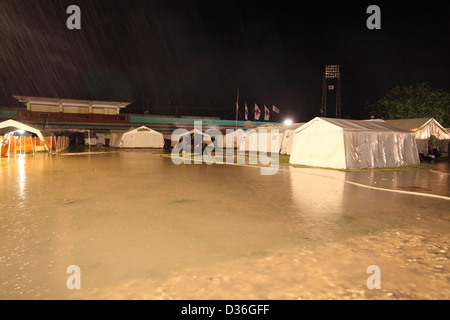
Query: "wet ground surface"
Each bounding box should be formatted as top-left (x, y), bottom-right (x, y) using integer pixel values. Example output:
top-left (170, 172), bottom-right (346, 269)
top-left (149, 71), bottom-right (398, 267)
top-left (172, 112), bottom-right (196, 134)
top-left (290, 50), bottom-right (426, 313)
top-left (0, 150), bottom-right (449, 299)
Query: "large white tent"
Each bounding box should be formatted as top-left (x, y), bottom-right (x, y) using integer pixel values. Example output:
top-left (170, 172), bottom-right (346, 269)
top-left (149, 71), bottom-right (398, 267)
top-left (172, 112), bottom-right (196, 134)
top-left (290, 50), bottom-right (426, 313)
top-left (383, 118), bottom-right (450, 156)
top-left (289, 117), bottom-right (420, 169)
top-left (110, 126), bottom-right (164, 148)
top-left (239, 123), bottom-right (304, 154)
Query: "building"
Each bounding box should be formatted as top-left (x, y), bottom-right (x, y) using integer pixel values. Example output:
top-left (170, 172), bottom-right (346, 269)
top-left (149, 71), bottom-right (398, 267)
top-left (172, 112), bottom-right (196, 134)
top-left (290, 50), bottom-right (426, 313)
top-left (0, 96), bottom-right (271, 145)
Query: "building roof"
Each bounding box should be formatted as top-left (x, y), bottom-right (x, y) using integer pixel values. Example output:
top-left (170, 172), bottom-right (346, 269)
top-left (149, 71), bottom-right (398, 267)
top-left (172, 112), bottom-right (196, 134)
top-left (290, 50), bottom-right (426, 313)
top-left (13, 96), bottom-right (130, 110)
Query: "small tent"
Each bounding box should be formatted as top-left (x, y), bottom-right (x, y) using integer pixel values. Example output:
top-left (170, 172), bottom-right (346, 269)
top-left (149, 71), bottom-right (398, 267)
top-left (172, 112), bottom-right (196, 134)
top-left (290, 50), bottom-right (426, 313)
top-left (0, 119), bottom-right (68, 155)
top-left (176, 129), bottom-right (212, 147)
top-left (0, 119), bottom-right (46, 141)
top-left (239, 123), bottom-right (303, 154)
top-left (289, 117), bottom-right (420, 169)
top-left (383, 118), bottom-right (450, 156)
top-left (165, 129), bottom-right (212, 148)
top-left (111, 126), bottom-right (165, 148)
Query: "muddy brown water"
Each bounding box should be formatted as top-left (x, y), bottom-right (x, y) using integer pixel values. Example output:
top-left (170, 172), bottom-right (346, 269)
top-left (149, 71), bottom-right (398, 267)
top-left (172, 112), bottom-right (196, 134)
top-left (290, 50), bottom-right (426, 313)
top-left (0, 151), bottom-right (449, 299)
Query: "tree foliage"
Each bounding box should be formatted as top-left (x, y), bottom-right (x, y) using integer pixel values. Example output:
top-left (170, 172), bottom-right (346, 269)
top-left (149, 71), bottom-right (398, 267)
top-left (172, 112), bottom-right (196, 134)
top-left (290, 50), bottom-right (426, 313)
top-left (370, 83), bottom-right (450, 127)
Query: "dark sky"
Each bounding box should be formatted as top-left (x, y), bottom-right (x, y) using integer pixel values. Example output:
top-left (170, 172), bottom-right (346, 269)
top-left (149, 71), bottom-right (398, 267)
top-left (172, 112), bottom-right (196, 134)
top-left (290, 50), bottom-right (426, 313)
top-left (0, 0), bottom-right (449, 122)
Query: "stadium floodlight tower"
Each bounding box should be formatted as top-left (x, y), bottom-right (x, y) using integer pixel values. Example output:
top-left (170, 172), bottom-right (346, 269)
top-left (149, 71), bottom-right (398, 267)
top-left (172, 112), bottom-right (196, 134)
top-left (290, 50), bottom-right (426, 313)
top-left (320, 65), bottom-right (341, 118)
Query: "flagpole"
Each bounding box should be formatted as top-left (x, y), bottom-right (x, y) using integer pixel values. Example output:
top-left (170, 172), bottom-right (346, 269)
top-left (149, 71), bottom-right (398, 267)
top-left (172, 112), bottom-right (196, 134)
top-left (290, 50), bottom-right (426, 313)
top-left (235, 88), bottom-right (239, 129)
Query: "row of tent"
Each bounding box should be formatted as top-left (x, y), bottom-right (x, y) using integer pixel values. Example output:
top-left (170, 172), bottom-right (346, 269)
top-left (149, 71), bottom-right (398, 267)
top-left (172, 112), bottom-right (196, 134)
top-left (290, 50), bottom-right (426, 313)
top-left (1, 117), bottom-right (449, 169)
top-left (108, 124), bottom-right (301, 152)
top-left (109, 117), bottom-right (449, 170)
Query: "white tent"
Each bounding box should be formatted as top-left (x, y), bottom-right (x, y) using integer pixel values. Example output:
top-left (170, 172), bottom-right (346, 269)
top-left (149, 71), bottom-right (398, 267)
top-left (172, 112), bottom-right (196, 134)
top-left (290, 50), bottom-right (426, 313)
top-left (280, 123), bottom-right (305, 155)
top-left (222, 128), bottom-right (245, 149)
top-left (290, 117), bottom-right (420, 169)
top-left (165, 129), bottom-right (214, 148)
top-left (0, 119), bottom-right (45, 141)
top-left (111, 126), bottom-right (164, 148)
top-left (383, 118), bottom-right (450, 156)
top-left (110, 129), bottom-right (129, 148)
top-left (239, 123), bottom-right (303, 154)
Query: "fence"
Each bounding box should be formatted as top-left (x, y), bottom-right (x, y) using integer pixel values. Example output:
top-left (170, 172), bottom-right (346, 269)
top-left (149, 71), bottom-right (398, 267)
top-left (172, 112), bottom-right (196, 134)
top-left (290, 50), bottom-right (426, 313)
top-left (0, 136), bottom-right (69, 158)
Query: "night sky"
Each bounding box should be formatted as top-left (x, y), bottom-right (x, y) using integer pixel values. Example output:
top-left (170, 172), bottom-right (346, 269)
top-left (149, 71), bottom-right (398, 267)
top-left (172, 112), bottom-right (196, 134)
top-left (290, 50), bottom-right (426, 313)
top-left (0, 0), bottom-right (449, 122)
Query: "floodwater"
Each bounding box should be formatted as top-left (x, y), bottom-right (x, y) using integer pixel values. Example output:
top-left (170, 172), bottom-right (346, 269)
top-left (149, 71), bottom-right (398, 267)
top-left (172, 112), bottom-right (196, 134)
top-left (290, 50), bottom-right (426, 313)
top-left (0, 150), bottom-right (449, 300)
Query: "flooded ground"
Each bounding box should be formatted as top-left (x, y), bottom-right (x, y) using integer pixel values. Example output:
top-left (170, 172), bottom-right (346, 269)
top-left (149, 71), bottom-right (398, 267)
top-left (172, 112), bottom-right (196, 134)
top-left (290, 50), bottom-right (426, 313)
top-left (0, 150), bottom-right (449, 300)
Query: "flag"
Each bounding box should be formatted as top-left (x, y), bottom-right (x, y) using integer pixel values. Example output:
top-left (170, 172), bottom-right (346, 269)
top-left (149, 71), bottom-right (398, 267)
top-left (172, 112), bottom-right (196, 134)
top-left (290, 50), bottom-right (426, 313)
top-left (272, 105), bottom-right (280, 114)
top-left (254, 104), bottom-right (261, 120)
top-left (264, 105), bottom-right (270, 121)
top-left (245, 103), bottom-right (248, 120)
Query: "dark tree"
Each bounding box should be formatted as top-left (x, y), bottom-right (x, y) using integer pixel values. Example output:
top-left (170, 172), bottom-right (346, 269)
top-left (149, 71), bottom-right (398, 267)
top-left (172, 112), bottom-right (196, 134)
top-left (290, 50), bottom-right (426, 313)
top-left (370, 83), bottom-right (450, 127)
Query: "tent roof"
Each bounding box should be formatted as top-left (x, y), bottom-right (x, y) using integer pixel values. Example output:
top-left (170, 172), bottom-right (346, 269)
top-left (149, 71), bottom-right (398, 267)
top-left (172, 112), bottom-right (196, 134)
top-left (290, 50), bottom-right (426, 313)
top-left (255, 123), bottom-right (305, 133)
top-left (0, 119), bottom-right (46, 141)
top-left (295, 117), bottom-right (413, 134)
top-left (383, 118), bottom-right (447, 133)
top-left (123, 126), bottom-right (163, 136)
top-left (179, 128), bottom-right (211, 137)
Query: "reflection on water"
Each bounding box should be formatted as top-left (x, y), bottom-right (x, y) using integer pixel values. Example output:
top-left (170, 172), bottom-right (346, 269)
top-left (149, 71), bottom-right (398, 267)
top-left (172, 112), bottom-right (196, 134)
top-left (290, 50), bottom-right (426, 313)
top-left (16, 155), bottom-right (26, 202)
top-left (0, 151), bottom-right (448, 299)
top-left (345, 164), bottom-right (450, 197)
top-left (289, 168), bottom-right (345, 225)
